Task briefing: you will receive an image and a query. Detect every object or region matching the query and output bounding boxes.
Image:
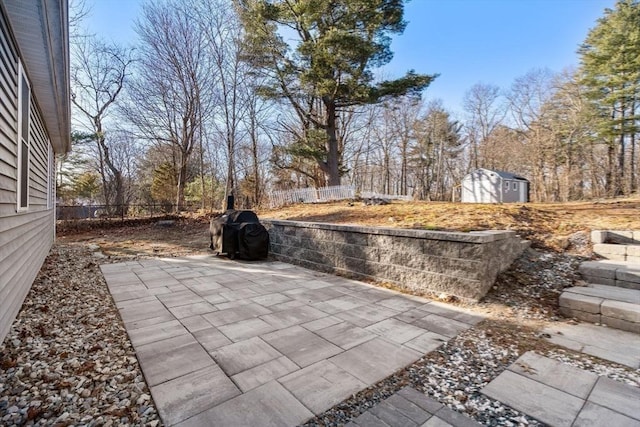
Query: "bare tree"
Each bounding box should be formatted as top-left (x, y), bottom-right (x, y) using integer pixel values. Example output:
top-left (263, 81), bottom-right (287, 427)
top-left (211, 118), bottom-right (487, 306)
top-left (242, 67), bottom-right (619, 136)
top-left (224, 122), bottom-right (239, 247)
top-left (71, 36), bottom-right (134, 214)
top-left (191, 0), bottom-right (244, 202)
top-left (124, 0), bottom-right (214, 211)
top-left (507, 69), bottom-right (556, 201)
top-left (409, 101), bottom-right (462, 201)
top-left (463, 83), bottom-right (506, 170)
top-left (69, 0), bottom-right (91, 40)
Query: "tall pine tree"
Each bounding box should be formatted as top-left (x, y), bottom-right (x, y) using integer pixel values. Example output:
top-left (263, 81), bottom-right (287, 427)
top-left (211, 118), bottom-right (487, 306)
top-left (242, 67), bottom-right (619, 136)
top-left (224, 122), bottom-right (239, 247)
top-left (238, 0), bottom-right (436, 185)
top-left (579, 0), bottom-right (640, 196)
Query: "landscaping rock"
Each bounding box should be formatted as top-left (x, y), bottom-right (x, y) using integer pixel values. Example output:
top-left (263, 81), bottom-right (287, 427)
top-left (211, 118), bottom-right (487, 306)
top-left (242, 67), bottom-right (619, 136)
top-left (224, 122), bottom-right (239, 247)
top-left (0, 245), bottom-right (162, 426)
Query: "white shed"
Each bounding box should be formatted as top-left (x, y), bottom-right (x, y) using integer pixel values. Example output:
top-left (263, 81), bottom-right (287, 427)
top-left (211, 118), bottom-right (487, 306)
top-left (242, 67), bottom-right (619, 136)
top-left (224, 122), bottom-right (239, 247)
top-left (461, 169), bottom-right (529, 203)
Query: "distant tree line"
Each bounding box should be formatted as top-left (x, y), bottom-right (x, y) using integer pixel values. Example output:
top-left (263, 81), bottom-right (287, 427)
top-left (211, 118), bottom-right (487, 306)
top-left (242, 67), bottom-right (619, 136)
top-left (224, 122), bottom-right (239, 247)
top-left (61, 0), bottom-right (640, 213)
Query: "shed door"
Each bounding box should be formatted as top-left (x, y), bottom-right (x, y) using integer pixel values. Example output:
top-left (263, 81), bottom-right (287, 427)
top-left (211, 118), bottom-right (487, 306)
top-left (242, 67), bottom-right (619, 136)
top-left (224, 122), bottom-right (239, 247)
top-left (519, 182), bottom-right (527, 201)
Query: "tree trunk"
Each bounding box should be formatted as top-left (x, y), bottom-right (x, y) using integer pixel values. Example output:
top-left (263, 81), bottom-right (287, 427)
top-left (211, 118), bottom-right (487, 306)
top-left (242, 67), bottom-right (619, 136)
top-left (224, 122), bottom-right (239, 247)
top-left (617, 106), bottom-right (625, 196)
top-left (628, 102), bottom-right (636, 193)
top-left (176, 149), bottom-right (188, 212)
top-left (250, 114), bottom-right (261, 207)
top-left (199, 115), bottom-right (206, 210)
top-left (400, 139), bottom-right (408, 195)
top-left (323, 98), bottom-right (341, 186)
top-left (95, 118), bottom-right (124, 215)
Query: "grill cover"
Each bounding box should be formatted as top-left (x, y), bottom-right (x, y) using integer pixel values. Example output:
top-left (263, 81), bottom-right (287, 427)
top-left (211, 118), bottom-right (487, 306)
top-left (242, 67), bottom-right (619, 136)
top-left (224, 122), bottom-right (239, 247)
top-left (209, 209), bottom-right (269, 260)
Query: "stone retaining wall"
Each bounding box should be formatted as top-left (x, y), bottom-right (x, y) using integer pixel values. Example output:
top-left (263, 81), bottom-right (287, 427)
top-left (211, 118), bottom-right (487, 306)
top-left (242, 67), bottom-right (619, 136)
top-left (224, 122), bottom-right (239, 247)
top-left (263, 220), bottom-right (529, 302)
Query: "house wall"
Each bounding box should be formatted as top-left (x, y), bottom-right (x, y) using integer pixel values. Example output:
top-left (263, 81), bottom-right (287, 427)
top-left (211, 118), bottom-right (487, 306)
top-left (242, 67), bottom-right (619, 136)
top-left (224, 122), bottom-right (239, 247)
top-left (264, 219), bottom-right (529, 302)
top-left (0, 8), bottom-right (55, 344)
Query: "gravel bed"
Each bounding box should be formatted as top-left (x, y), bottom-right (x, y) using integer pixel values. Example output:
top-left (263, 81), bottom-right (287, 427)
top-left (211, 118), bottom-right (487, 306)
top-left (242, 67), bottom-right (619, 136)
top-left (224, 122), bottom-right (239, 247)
top-left (302, 324), bottom-right (542, 427)
top-left (0, 244), bottom-right (161, 426)
top-left (303, 319), bottom-right (640, 427)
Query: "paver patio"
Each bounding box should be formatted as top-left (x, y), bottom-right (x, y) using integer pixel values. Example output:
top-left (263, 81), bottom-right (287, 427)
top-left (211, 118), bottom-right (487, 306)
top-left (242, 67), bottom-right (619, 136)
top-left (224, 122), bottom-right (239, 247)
top-left (100, 255), bottom-right (484, 426)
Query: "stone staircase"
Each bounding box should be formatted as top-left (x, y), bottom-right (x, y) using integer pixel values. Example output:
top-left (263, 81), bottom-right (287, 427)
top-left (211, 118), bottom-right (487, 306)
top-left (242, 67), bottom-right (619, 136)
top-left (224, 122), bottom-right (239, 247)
top-left (559, 231), bottom-right (640, 333)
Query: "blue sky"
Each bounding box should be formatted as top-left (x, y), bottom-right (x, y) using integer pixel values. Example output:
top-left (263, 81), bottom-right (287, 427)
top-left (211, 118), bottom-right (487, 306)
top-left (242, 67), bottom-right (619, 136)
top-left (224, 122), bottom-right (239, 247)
top-left (85, 0), bottom-right (615, 114)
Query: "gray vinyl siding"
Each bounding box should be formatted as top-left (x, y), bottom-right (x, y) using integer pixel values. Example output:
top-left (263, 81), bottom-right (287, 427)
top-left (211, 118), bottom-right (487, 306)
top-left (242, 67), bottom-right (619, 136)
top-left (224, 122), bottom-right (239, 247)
top-left (0, 7), bottom-right (55, 344)
top-left (0, 5), bottom-right (16, 214)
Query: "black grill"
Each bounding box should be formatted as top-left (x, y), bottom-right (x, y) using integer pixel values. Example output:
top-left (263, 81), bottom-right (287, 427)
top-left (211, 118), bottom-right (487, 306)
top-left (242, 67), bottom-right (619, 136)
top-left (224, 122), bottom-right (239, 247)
top-left (209, 196), bottom-right (269, 260)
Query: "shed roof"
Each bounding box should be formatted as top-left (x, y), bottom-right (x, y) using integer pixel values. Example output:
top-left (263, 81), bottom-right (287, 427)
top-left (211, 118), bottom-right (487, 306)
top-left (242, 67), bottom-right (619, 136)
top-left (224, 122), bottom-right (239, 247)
top-left (474, 168), bottom-right (529, 182)
top-left (3, 0), bottom-right (70, 154)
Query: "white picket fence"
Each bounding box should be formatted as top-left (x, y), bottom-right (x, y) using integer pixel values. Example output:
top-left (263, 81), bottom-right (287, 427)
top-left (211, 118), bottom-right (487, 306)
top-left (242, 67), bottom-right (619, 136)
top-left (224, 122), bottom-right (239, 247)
top-left (269, 185), bottom-right (412, 208)
top-left (269, 185), bottom-right (356, 208)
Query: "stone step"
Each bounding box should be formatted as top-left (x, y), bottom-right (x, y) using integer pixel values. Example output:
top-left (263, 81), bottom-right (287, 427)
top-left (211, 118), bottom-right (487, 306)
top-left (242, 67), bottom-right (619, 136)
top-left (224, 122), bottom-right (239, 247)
top-left (590, 230), bottom-right (640, 262)
top-left (592, 230), bottom-right (640, 245)
top-left (579, 260), bottom-right (640, 290)
top-left (592, 243), bottom-right (640, 262)
top-left (559, 284), bottom-right (640, 334)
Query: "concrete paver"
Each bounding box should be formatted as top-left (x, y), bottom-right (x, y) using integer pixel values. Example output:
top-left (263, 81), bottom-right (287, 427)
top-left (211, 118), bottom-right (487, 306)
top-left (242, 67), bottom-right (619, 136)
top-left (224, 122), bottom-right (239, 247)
top-left (279, 360), bottom-right (365, 414)
top-left (179, 314), bottom-right (213, 333)
top-left (365, 318), bottom-right (429, 344)
top-left (231, 356), bottom-right (298, 392)
top-left (118, 299), bottom-right (171, 324)
top-left (167, 301), bottom-right (216, 319)
top-left (202, 302), bottom-right (271, 326)
top-left (335, 303), bottom-right (400, 327)
top-left (370, 400), bottom-right (420, 426)
top-left (262, 325), bottom-right (342, 368)
top-left (397, 387), bottom-right (444, 414)
top-left (433, 407), bottom-right (484, 427)
top-left (150, 365), bottom-right (240, 426)
top-left (348, 386), bottom-right (482, 427)
top-left (210, 336), bottom-right (282, 376)
top-left (329, 337), bottom-right (421, 384)
top-left (384, 394), bottom-right (432, 424)
top-left (217, 317), bottom-right (275, 342)
top-left (508, 351), bottom-right (598, 399)
top-left (301, 315), bottom-right (343, 331)
top-left (482, 370), bottom-right (584, 427)
top-left (543, 322), bottom-right (640, 368)
top-left (588, 376), bottom-right (640, 420)
top-left (126, 320), bottom-right (187, 347)
top-left (420, 417), bottom-right (453, 427)
top-left (100, 256), bottom-right (485, 426)
top-left (191, 327), bottom-right (231, 352)
top-left (404, 331), bottom-right (449, 354)
top-left (482, 351), bottom-right (640, 427)
top-left (260, 305), bottom-right (327, 329)
top-left (174, 380), bottom-right (314, 427)
top-left (377, 296), bottom-right (426, 312)
top-left (573, 402), bottom-right (640, 427)
top-left (413, 314), bottom-right (471, 338)
top-left (135, 333), bottom-right (214, 387)
top-left (420, 302), bottom-right (484, 325)
top-left (315, 321), bottom-right (376, 349)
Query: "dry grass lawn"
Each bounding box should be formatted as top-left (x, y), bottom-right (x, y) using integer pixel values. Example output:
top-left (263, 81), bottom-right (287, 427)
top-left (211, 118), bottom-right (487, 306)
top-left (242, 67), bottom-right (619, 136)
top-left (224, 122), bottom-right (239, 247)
top-left (259, 197), bottom-right (640, 250)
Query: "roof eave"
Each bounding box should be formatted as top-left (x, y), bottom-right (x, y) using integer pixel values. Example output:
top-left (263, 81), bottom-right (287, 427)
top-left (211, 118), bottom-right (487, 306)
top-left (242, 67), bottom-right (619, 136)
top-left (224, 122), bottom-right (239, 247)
top-left (3, 0), bottom-right (71, 154)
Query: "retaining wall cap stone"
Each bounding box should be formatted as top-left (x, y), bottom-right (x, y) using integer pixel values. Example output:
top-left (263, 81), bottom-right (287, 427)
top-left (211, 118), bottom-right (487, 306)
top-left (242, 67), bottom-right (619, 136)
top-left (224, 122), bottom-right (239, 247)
top-left (262, 219), bottom-right (517, 244)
